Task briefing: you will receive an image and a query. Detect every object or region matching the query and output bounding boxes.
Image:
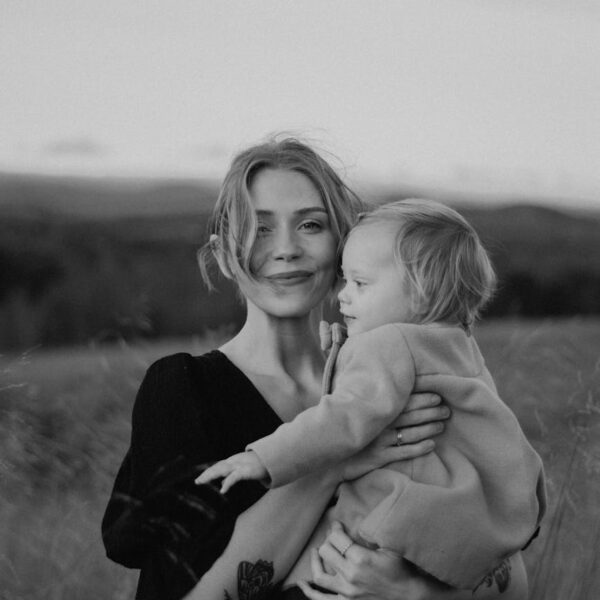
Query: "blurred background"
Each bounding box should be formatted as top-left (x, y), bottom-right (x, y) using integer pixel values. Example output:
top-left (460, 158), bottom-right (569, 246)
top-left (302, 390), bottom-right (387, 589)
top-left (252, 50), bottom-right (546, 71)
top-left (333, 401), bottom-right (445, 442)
top-left (1, 1), bottom-right (599, 599)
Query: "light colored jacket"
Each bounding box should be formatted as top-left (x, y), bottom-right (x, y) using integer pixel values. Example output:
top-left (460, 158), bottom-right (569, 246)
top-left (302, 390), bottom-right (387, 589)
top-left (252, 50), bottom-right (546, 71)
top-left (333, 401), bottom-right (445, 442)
top-left (249, 322), bottom-right (546, 589)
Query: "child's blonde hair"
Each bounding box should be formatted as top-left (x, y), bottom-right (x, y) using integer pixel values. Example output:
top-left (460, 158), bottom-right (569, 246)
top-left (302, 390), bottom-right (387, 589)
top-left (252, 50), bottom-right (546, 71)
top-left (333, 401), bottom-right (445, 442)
top-left (198, 135), bottom-right (364, 290)
top-left (355, 199), bottom-right (496, 332)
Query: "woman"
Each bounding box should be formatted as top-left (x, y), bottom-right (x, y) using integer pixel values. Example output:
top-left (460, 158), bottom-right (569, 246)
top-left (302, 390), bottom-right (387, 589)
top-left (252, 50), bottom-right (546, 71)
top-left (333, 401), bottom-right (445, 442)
top-left (102, 137), bottom-right (519, 600)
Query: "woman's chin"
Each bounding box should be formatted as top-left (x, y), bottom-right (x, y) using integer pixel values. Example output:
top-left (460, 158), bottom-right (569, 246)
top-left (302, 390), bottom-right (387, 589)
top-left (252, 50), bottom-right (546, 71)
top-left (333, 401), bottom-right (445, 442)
top-left (248, 288), bottom-right (331, 320)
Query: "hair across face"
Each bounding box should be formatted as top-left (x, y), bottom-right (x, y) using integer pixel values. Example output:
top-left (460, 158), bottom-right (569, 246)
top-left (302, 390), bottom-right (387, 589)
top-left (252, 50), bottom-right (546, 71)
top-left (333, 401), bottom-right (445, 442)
top-left (199, 137), bottom-right (364, 293)
top-left (238, 168), bottom-right (339, 318)
top-left (353, 199), bottom-right (496, 331)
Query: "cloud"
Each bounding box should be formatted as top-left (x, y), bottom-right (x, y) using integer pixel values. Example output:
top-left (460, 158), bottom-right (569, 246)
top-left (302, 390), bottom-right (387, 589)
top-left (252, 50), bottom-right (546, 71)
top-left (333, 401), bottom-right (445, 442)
top-left (189, 143), bottom-right (230, 159)
top-left (42, 137), bottom-right (109, 158)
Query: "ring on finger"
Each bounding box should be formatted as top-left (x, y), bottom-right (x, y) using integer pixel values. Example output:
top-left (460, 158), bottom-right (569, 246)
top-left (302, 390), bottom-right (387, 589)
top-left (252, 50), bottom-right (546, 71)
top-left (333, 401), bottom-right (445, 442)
top-left (395, 429), bottom-right (404, 446)
top-left (339, 540), bottom-right (353, 558)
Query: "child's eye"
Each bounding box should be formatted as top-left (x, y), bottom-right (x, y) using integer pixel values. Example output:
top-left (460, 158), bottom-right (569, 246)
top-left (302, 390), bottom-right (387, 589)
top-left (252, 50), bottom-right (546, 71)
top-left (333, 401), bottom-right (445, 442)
top-left (355, 280), bottom-right (367, 288)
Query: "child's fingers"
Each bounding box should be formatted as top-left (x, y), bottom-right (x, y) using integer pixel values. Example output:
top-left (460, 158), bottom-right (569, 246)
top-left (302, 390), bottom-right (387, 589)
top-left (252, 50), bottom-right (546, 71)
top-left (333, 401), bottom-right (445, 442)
top-left (219, 470), bottom-right (245, 494)
top-left (319, 320), bottom-right (332, 352)
top-left (194, 461), bottom-right (231, 485)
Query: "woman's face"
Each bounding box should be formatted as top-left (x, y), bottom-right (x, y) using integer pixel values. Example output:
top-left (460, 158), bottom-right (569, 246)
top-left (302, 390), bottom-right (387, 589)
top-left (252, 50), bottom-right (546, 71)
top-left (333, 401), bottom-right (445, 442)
top-left (241, 168), bottom-right (338, 319)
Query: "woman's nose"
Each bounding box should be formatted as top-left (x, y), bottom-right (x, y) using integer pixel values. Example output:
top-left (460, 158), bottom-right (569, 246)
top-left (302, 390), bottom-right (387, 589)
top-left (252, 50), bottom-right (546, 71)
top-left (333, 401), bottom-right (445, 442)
top-left (272, 228), bottom-right (302, 261)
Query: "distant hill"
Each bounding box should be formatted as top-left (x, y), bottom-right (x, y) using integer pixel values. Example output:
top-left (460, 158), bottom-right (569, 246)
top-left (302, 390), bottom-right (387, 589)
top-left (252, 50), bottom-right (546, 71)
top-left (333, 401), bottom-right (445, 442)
top-left (0, 171), bottom-right (219, 220)
top-left (2, 172), bottom-right (599, 350)
top-left (3, 170), bottom-right (599, 221)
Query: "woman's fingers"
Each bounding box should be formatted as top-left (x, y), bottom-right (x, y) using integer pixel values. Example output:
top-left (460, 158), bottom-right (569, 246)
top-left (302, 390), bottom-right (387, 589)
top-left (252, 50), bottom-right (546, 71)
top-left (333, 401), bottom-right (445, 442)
top-left (315, 523), bottom-right (361, 585)
top-left (391, 421), bottom-right (445, 446)
top-left (325, 521), bottom-right (355, 560)
top-left (384, 439), bottom-right (436, 461)
top-left (309, 547), bottom-right (354, 598)
top-left (403, 391), bottom-right (442, 411)
top-left (297, 579), bottom-right (343, 600)
top-left (392, 404), bottom-right (451, 428)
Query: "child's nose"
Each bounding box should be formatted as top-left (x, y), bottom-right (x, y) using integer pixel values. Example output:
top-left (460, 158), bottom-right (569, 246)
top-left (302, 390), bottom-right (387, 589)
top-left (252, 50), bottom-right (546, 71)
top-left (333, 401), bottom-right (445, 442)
top-left (338, 284), bottom-right (349, 304)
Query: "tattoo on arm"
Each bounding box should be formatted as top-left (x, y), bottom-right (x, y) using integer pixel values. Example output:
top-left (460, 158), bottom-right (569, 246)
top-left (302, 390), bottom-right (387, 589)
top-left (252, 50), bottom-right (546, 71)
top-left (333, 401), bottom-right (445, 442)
top-left (224, 559), bottom-right (275, 600)
top-left (473, 558), bottom-right (512, 594)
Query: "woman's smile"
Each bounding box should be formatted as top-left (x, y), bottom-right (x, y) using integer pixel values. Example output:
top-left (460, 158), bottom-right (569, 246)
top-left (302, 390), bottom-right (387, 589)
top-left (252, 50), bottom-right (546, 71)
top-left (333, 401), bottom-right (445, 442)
top-left (265, 270), bottom-right (314, 286)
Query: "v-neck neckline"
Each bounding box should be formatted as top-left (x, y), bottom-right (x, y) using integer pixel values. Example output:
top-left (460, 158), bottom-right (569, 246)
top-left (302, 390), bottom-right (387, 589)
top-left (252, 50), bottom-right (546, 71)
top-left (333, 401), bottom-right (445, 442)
top-left (208, 349), bottom-right (285, 426)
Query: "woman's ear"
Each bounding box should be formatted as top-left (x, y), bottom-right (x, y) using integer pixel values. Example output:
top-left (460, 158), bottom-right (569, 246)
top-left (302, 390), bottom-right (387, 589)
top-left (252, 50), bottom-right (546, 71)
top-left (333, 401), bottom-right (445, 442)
top-left (207, 234), bottom-right (233, 280)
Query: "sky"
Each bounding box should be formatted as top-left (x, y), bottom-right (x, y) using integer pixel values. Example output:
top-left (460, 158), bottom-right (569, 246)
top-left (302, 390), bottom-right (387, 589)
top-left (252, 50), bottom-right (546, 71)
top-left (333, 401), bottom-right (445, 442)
top-left (1, 0), bottom-right (600, 208)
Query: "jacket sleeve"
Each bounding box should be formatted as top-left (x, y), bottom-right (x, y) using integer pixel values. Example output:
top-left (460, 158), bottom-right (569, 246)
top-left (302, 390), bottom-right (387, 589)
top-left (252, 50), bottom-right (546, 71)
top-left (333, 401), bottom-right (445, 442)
top-left (101, 354), bottom-right (235, 586)
top-left (248, 325), bottom-right (415, 487)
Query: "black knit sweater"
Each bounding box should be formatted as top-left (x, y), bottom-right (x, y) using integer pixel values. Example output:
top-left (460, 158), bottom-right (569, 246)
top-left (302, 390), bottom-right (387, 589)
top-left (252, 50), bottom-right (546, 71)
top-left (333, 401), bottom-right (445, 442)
top-left (102, 351), bottom-right (283, 600)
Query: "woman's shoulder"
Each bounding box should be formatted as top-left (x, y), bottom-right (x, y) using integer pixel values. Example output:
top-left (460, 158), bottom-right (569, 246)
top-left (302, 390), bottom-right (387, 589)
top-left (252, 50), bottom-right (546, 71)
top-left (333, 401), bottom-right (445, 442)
top-left (144, 349), bottom-right (230, 385)
top-left (131, 351), bottom-right (227, 418)
top-left (140, 349), bottom-right (269, 410)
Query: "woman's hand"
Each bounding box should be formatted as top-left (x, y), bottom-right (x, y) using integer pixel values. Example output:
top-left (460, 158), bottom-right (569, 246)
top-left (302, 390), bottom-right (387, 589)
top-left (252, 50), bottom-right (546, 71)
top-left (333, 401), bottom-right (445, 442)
top-left (298, 522), bottom-right (432, 600)
top-left (339, 392), bottom-right (449, 482)
top-left (320, 320), bottom-right (450, 475)
top-left (393, 391), bottom-right (451, 444)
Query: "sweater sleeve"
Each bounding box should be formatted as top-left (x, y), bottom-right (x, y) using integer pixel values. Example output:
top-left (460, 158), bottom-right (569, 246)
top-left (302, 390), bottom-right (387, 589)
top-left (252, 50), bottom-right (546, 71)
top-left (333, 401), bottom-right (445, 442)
top-left (248, 325), bottom-right (415, 487)
top-left (101, 354), bottom-right (236, 596)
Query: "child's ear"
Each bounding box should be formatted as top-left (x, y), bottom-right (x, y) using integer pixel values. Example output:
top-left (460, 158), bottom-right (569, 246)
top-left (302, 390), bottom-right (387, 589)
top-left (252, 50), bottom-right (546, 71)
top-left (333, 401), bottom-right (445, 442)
top-left (207, 234), bottom-right (233, 280)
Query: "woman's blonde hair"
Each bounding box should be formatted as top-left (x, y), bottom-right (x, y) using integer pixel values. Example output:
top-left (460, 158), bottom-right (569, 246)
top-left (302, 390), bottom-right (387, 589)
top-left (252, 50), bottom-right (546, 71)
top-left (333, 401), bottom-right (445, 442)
top-left (354, 199), bottom-right (496, 332)
top-left (199, 135), bottom-right (364, 290)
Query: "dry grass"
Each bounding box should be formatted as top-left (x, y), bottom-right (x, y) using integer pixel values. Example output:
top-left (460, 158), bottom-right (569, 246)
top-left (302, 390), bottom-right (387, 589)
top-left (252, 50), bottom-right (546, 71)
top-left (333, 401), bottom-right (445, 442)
top-left (0, 319), bottom-right (598, 599)
top-left (476, 319), bottom-right (600, 600)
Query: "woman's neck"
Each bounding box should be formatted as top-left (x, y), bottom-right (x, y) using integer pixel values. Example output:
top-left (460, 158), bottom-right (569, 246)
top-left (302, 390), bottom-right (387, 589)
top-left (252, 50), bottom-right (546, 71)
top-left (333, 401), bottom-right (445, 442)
top-left (222, 307), bottom-right (324, 377)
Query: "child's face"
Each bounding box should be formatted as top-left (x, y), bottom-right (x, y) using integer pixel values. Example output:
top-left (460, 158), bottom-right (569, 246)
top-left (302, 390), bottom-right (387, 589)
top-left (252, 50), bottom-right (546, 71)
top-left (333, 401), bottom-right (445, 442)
top-left (338, 223), bottom-right (415, 336)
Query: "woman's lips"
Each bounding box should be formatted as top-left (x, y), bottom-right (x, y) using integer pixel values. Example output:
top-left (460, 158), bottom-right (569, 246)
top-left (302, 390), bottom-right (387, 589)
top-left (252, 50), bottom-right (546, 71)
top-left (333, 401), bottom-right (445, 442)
top-left (266, 270), bottom-right (314, 285)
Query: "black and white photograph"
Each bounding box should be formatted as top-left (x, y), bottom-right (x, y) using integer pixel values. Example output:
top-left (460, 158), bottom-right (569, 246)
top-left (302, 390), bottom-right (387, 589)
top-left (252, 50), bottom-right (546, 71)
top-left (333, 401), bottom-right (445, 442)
top-left (1, 2), bottom-right (599, 599)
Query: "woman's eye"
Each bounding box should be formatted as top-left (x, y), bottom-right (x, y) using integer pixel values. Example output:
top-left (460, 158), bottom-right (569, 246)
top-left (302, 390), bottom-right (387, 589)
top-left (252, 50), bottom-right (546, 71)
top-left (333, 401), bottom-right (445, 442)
top-left (299, 221), bottom-right (322, 232)
top-left (257, 224), bottom-right (271, 235)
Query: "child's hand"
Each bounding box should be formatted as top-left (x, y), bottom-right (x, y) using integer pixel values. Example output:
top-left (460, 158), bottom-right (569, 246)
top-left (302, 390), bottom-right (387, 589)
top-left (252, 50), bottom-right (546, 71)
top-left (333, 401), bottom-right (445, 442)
top-left (319, 321), bottom-right (346, 352)
top-left (194, 451), bottom-right (268, 494)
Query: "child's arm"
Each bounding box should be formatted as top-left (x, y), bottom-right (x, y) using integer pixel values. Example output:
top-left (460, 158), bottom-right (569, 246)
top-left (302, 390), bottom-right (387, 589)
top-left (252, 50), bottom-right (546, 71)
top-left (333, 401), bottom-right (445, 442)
top-left (195, 450), bottom-right (268, 494)
top-left (187, 426), bottom-right (441, 600)
top-left (196, 321), bottom-right (350, 493)
top-left (249, 324), bottom-right (416, 488)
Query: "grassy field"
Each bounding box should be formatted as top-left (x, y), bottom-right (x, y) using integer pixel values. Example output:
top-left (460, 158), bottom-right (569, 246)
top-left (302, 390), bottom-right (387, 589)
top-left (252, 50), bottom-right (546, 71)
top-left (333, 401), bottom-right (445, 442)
top-left (1, 319), bottom-right (599, 599)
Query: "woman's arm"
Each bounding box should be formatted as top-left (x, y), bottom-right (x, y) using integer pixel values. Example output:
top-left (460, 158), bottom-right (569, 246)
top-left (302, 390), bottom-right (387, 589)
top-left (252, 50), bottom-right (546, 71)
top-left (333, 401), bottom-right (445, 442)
top-left (300, 522), bottom-right (529, 600)
top-left (102, 354), bottom-right (241, 599)
top-left (186, 422), bottom-right (443, 600)
top-left (186, 469), bottom-right (338, 600)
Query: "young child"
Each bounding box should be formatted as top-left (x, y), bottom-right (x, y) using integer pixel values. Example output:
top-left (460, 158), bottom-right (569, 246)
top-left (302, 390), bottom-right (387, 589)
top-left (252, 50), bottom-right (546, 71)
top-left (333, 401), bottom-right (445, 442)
top-left (197, 198), bottom-right (546, 592)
